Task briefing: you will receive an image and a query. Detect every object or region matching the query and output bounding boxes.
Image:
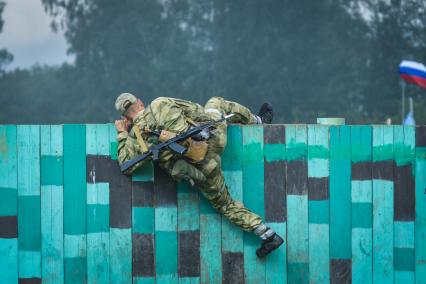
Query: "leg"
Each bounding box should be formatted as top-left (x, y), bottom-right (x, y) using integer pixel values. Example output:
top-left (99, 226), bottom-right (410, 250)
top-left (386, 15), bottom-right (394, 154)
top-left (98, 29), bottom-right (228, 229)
top-left (197, 154), bottom-right (263, 232)
top-left (204, 96), bottom-right (258, 124)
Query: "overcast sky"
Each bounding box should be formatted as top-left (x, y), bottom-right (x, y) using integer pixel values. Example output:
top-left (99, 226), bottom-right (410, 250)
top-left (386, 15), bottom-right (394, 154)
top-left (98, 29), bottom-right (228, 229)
top-left (0, 0), bottom-right (73, 70)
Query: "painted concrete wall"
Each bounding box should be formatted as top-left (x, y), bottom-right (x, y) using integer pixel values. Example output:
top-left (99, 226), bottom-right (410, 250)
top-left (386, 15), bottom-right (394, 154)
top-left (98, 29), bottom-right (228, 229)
top-left (0, 124), bottom-right (425, 283)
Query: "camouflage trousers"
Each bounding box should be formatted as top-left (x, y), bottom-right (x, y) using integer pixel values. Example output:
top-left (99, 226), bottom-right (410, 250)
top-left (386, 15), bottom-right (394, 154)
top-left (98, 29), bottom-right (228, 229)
top-left (169, 97), bottom-right (262, 232)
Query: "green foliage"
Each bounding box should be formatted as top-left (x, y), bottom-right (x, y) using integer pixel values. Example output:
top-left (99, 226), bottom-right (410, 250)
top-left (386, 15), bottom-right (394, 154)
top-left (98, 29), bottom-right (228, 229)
top-left (0, 1), bottom-right (13, 72)
top-left (0, 0), bottom-right (425, 124)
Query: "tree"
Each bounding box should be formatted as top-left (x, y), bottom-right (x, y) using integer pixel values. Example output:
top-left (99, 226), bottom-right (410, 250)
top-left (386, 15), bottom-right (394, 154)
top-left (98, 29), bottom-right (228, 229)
top-left (0, 1), bottom-right (13, 73)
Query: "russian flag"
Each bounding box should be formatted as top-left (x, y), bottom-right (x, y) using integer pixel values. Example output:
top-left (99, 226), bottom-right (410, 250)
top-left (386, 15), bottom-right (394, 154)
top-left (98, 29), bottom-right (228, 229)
top-left (399, 60), bottom-right (426, 89)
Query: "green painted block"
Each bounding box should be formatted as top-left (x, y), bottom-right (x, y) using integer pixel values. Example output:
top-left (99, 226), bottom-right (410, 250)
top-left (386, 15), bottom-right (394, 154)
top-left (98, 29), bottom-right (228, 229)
top-left (110, 141), bottom-right (118, 160)
top-left (307, 145), bottom-right (329, 159)
top-left (18, 195), bottom-right (41, 251)
top-left (351, 125), bottom-right (372, 162)
top-left (352, 202), bottom-right (372, 228)
top-left (263, 143), bottom-right (285, 162)
top-left (87, 204), bottom-right (110, 233)
top-left (41, 156), bottom-right (63, 186)
top-left (179, 277), bottom-right (200, 284)
top-left (394, 247), bottom-right (415, 272)
top-left (372, 126), bottom-right (394, 162)
top-left (0, 187), bottom-right (17, 216)
top-left (308, 200), bottom-right (329, 224)
top-left (133, 207), bottom-right (155, 233)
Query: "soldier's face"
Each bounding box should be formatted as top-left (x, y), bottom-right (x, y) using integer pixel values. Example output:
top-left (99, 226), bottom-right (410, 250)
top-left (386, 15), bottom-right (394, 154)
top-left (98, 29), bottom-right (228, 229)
top-left (125, 99), bottom-right (145, 121)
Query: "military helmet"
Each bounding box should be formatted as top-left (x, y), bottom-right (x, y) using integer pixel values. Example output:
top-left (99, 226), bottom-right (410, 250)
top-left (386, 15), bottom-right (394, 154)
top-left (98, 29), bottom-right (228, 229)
top-left (115, 93), bottom-right (137, 115)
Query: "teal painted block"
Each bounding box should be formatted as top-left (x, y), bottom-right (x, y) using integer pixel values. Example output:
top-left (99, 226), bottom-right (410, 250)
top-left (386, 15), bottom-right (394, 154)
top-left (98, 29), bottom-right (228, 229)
top-left (394, 126), bottom-right (415, 166)
top-left (373, 179), bottom-right (394, 284)
top-left (286, 125), bottom-right (307, 161)
top-left (307, 145), bottom-right (329, 159)
top-left (156, 231), bottom-right (178, 276)
top-left (395, 271), bottom-right (415, 284)
top-left (0, 187), bottom-right (17, 215)
top-left (155, 207), bottom-right (177, 231)
top-left (177, 182), bottom-right (199, 232)
top-left (222, 124), bottom-right (243, 171)
top-left (372, 125), bottom-right (394, 162)
top-left (64, 234), bottom-right (86, 258)
top-left (86, 124), bottom-right (110, 155)
top-left (0, 125), bottom-right (17, 190)
top-left (133, 277), bottom-right (156, 284)
top-left (395, 221), bottom-right (414, 248)
top-left (415, 146), bottom-right (426, 283)
top-left (243, 125), bottom-right (265, 284)
top-left (87, 231), bottom-right (110, 283)
top-left (351, 180), bottom-right (372, 203)
top-left (199, 192), bottom-right (217, 215)
top-left (18, 195), bottom-right (41, 251)
top-left (200, 214), bottom-right (222, 284)
top-left (17, 125), bottom-right (40, 196)
top-left (179, 277), bottom-right (200, 284)
top-left (0, 238), bottom-right (18, 283)
top-left (307, 158), bottom-right (329, 178)
top-left (308, 200), bottom-right (329, 224)
top-left (287, 195), bottom-right (309, 263)
top-left (87, 204), bottom-right (110, 233)
top-left (352, 203), bottom-right (373, 228)
top-left (394, 247), bottom-right (415, 271)
top-left (330, 126), bottom-right (351, 259)
top-left (133, 207), bottom-right (155, 233)
top-left (40, 156), bottom-right (63, 186)
top-left (242, 125), bottom-right (264, 218)
top-left (87, 182), bottom-right (109, 205)
top-left (64, 257), bottom-right (87, 283)
top-left (265, 222), bottom-right (287, 284)
top-left (18, 250), bottom-right (41, 278)
top-left (287, 262), bottom-right (309, 284)
top-left (263, 143), bottom-right (286, 162)
top-left (41, 185), bottom-right (64, 284)
top-left (110, 228), bottom-right (132, 283)
top-left (309, 223), bottom-right (330, 284)
top-left (352, 228), bottom-right (372, 284)
top-left (63, 124), bottom-right (87, 236)
top-left (222, 170), bottom-right (243, 253)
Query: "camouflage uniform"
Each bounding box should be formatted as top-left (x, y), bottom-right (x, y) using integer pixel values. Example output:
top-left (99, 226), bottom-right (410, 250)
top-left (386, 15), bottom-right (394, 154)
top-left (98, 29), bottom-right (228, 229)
top-left (117, 96), bottom-right (262, 232)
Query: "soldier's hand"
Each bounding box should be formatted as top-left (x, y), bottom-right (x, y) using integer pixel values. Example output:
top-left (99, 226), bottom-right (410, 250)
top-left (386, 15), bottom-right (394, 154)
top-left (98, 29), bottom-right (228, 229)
top-left (115, 119), bottom-right (130, 132)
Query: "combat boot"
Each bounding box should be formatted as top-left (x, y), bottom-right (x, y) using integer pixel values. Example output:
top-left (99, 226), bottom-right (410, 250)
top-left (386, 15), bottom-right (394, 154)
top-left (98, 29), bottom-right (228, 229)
top-left (256, 232), bottom-right (284, 258)
top-left (257, 102), bottom-right (274, 124)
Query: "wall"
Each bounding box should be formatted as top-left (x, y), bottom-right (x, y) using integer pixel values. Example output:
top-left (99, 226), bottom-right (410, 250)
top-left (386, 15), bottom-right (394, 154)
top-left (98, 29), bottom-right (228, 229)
top-left (0, 124), bottom-right (425, 283)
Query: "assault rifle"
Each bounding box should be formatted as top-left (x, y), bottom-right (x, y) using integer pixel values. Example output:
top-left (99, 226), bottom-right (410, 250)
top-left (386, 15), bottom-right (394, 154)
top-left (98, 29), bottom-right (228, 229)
top-left (120, 113), bottom-right (234, 173)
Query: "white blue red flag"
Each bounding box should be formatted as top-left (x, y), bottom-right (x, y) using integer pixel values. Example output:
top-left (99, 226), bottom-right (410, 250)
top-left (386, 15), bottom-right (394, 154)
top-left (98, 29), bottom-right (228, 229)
top-left (399, 60), bottom-right (426, 89)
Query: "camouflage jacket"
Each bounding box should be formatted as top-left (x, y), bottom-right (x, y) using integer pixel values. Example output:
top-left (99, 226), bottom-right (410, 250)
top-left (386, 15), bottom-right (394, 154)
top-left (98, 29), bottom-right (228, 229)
top-left (117, 97), bottom-right (210, 173)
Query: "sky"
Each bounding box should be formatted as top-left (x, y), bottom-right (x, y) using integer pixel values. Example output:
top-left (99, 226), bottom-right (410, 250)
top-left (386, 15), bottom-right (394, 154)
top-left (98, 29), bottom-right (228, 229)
top-left (0, 0), bottom-right (74, 70)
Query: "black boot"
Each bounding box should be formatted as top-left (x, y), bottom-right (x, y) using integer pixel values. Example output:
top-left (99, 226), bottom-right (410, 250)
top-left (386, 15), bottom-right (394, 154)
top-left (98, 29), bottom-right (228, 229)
top-left (256, 233), bottom-right (284, 258)
top-left (257, 102), bottom-right (274, 124)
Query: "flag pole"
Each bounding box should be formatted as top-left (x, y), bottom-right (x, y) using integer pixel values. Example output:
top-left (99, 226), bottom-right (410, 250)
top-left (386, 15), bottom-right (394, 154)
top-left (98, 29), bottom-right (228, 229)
top-left (401, 80), bottom-right (406, 124)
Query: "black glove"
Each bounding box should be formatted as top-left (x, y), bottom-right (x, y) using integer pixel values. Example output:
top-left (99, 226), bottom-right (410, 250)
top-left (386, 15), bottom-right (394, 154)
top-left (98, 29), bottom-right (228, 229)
top-left (192, 127), bottom-right (211, 141)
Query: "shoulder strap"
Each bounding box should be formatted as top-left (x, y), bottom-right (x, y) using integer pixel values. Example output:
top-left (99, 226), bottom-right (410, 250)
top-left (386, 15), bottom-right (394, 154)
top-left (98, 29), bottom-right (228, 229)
top-left (132, 125), bottom-right (149, 153)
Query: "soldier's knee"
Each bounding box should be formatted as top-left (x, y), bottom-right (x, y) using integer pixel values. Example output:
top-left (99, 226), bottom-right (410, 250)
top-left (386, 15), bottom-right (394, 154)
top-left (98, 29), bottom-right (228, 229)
top-left (171, 159), bottom-right (206, 185)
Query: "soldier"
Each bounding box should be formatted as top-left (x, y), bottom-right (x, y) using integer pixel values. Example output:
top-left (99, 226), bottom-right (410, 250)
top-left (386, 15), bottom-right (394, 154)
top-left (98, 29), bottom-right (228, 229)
top-left (114, 93), bottom-right (283, 257)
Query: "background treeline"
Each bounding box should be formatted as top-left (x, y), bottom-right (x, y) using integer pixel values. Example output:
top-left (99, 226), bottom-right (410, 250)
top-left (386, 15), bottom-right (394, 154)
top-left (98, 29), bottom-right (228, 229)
top-left (0, 0), bottom-right (425, 124)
